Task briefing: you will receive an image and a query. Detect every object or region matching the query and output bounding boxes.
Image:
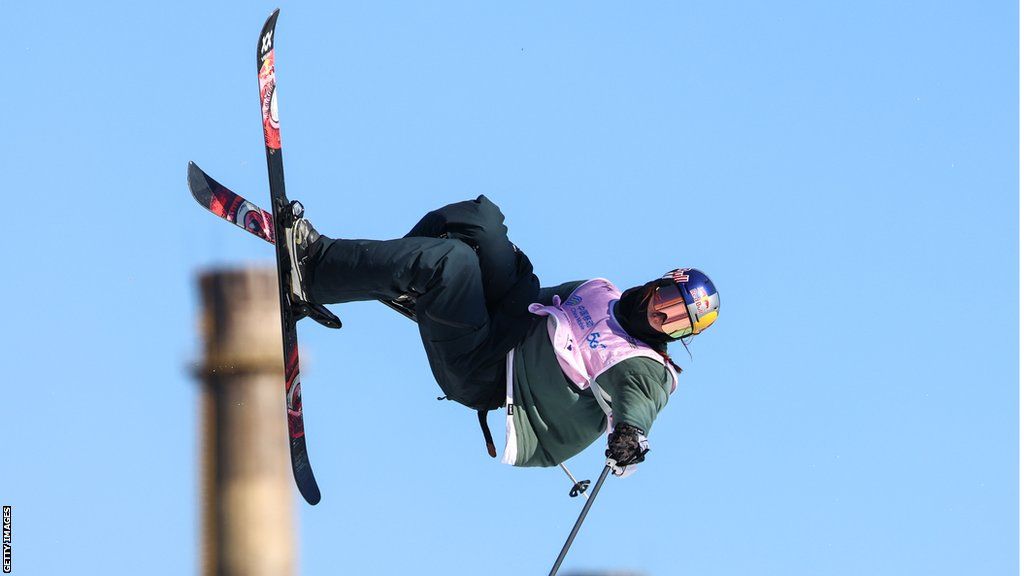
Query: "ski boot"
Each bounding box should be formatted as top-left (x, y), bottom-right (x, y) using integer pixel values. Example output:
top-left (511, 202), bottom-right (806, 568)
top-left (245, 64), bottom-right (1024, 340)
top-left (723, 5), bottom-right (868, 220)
top-left (284, 200), bottom-right (342, 329)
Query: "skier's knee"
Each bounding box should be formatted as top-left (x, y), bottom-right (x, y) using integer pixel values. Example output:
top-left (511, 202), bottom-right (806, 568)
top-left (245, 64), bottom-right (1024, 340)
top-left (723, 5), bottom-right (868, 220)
top-left (418, 240), bottom-right (478, 296)
top-left (438, 241), bottom-right (479, 279)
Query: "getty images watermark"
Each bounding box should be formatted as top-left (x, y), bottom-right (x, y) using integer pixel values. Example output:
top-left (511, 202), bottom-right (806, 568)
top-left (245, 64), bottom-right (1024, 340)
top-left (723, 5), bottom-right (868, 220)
top-left (2, 506), bottom-right (10, 573)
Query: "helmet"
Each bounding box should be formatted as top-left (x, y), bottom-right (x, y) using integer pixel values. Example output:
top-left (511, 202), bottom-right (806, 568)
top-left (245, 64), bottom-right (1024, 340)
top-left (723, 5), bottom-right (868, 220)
top-left (650, 268), bottom-right (720, 338)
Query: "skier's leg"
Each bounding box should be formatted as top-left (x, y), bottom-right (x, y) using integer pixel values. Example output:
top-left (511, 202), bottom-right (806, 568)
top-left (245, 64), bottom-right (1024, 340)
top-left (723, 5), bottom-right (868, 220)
top-left (404, 195), bottom-right (538, 313)
top-left (309, 236), bottom-right (476, 307)
top-left (308, 235), bottom-right (504, 409)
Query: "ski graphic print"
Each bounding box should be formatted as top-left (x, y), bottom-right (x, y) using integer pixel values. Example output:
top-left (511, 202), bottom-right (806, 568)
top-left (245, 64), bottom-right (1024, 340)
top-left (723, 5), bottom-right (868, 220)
top-left (188, 162), bottom-right (275, 243)
top-left (257, 9), bottom-right (321, 505)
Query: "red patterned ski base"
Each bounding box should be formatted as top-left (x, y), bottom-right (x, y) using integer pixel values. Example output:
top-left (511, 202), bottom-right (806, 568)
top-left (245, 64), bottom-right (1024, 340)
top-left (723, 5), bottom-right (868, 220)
top-left (187, 162), bottom-right (275, 243)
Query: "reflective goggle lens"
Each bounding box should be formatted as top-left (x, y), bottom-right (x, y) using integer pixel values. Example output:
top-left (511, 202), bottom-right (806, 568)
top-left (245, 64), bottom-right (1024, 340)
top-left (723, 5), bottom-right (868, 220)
top-left (652, 283), bottom-right (693, 338)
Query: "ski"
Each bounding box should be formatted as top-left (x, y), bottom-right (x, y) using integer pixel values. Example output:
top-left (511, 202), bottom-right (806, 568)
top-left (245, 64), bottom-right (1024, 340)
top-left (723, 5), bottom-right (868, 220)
top-left (187, 9), bottom-right (417, 504)
top-left (188, 162), bottom-right (275, 243)
top-left (256, 9), bottom-right (326, 505)
top-left (187, 161), bottom-right (417, 321)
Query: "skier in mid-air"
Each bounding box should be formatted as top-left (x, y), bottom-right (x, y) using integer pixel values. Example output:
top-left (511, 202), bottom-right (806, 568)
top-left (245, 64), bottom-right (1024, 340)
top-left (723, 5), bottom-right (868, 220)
top-left (283, 195), bottom-right (719, 475)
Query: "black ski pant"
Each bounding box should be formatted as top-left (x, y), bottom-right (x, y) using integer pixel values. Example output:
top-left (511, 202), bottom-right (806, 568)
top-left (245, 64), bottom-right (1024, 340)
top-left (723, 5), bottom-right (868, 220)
top-left (308, 195), bottom-right (540, 411)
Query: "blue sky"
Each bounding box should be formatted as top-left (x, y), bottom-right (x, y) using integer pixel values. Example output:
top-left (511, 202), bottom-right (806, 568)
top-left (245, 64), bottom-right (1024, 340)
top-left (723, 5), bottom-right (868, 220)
top-left (3, 1), bottom-right (1017, 575)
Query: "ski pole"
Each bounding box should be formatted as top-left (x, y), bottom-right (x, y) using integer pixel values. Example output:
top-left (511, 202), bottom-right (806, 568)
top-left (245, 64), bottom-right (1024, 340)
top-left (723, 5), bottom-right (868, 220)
top-left (559, 463), bottom-right (590, 500)
top-left (548, 460), bottom-right (615, 576)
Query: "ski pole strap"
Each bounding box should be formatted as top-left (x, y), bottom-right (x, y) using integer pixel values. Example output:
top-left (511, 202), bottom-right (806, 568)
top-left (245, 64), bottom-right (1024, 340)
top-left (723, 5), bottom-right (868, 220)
top-left (478, 410), bottom-right (497, 458)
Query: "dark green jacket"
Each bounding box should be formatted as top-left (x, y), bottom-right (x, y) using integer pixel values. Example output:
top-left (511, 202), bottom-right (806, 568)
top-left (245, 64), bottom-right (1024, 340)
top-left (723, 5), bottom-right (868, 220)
top-left (506, 282), bottom-right (675, 467)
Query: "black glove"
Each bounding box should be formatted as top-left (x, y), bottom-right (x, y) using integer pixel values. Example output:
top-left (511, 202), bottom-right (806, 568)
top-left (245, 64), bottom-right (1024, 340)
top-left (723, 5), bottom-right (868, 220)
top-left (605, 422), bottom-right (650, 467)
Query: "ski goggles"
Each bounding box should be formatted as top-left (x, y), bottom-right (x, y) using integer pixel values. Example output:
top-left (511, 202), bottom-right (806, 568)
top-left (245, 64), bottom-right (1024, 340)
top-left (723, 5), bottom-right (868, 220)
top-left (651, 283), bottom-right (695, 338)
top-left (651, 269), bottom-right (720, 339)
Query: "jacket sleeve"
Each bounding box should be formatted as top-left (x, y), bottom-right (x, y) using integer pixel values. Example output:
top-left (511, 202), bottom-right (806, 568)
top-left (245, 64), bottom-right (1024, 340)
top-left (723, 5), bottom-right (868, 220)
top-left (596, 357), bottom-right (673, 434)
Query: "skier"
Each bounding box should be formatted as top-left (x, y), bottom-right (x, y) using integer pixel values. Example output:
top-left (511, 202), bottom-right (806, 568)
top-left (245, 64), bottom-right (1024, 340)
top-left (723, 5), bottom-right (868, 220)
top-left (285, 195), bottom-right (719, 475)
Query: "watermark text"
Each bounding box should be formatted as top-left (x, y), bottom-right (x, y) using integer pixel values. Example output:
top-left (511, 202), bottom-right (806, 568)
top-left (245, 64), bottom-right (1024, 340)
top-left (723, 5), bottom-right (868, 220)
top-left (2, 506), bottom-right (10, 573)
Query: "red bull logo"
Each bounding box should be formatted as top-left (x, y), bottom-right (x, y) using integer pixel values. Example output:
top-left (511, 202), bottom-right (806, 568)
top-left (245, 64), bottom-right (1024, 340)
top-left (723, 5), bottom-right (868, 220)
top-left (690, 287), bottom-right (712, 316)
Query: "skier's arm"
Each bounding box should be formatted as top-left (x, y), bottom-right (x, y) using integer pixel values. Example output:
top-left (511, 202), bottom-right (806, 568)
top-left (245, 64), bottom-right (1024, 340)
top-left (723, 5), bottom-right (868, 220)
top-left (594, 359), bottom-right (670, 475)
top-left (596, 357), bottom-right (672, 434)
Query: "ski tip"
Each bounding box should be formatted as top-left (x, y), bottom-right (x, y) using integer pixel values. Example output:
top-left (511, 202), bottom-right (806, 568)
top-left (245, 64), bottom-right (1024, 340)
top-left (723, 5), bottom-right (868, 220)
top-left (187, 161), bottom-right (214, 204)
top-left (262, 7), bottom-right (280, 25)
top-left (264, 7), bottom-right (280, 29)
top-left (187, 161), bottom-right (203, 184)
top-left (258, 9), bottom-right (281, 61)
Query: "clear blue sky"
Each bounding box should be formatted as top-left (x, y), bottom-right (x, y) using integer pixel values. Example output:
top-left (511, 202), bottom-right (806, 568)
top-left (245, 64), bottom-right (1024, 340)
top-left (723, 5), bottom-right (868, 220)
top-left (4, 2), bottom-right (1017, 575)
